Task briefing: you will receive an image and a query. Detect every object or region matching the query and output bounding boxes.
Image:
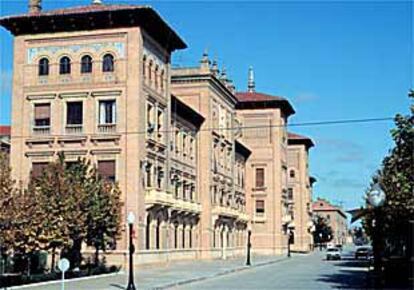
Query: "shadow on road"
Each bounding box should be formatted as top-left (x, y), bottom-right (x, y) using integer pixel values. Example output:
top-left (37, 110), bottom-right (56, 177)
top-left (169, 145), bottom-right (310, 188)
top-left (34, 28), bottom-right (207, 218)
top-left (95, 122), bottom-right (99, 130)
top-left (317, 257), bottom-right (371, 289)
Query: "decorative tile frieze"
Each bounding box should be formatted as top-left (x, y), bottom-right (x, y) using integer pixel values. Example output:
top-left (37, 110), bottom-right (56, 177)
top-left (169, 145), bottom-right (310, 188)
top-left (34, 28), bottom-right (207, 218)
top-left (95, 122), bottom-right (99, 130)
top-left (27, 42), bottom-right (125, 64)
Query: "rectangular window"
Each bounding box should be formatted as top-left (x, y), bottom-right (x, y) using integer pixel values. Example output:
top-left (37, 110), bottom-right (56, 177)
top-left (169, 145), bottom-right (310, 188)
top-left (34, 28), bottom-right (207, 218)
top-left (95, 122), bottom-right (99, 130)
top-left (288, 188), bottom-right (294, 200)
top-left (157, 109), bottom-right (163, 141)
top-left (255, 200), bottom-right (265, 215)
top-left (146, 163), bottom-right (153, 187)
top-left (255, 168), bottom-right (265, 188)
top-left (34, 103), bottom-right (50, 127)
top-left (66, 102), bottom-right (83, 125)
top-left (97, 160), bottom-right (116, 182)
top-left (31, 162), bottom-right (48, 179)
top-left (99, 100), bottom-right (116, 124)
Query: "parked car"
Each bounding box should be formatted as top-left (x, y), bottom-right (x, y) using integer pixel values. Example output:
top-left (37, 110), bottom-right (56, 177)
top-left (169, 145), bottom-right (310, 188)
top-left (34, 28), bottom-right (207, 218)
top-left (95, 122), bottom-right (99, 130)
top-left (355, 246), bottom-right (373, 260)
top-left (326, 248), bottom-right (341, 260)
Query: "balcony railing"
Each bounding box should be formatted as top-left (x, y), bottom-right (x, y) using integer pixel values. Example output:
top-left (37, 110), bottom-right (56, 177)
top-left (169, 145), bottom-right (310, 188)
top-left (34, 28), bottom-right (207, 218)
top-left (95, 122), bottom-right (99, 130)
top-left (98, 124), bottom-right (117, 134)
top-left (65, 124), bottom-right (83, 134)
top-left (32, 126), bottom-right (50, 135)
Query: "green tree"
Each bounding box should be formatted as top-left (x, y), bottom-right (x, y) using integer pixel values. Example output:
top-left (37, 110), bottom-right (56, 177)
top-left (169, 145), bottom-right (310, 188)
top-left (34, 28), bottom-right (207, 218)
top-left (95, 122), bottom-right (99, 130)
top-left (313, 215), bottom-right (333, 245)
top-left (364, 91), bottom-right (414, 257)
top-left (0, 151), bottom-right (16, 272)
top-left (85, 175), bottom-right (122, 266)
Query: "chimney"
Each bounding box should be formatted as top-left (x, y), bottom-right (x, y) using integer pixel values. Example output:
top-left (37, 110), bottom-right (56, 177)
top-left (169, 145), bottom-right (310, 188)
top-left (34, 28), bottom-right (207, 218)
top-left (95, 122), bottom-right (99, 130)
top-left (247, 66), bottom-right (255, 93)
top-left (29, 0), bottom-right (42, 14)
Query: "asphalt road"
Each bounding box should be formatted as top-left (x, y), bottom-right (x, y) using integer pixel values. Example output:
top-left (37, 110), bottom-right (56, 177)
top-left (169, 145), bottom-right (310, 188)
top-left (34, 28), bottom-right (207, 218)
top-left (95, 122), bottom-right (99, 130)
top-left (181, 248), bottom-right (371, 290)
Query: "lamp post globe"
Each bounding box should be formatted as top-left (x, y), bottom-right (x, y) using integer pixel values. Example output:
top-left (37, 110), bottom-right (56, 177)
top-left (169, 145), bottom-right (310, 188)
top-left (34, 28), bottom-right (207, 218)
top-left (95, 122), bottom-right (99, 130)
top-left (367, 184), bottom-right (386, 208)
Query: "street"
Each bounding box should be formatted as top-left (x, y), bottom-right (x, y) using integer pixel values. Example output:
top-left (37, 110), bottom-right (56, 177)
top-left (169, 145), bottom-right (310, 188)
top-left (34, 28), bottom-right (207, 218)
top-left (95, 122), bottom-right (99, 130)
top-left (182, 248), bottom-right (371, 290)
top-left (11, 247), bottom-right (373, 290)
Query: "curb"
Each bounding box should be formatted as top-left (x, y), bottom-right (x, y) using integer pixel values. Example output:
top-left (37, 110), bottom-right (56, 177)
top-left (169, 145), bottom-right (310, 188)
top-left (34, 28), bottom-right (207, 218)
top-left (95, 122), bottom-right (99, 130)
top-left (154, 257), bottom-right (288, 289)
top-left (6, 271), bottom-right (124, 290)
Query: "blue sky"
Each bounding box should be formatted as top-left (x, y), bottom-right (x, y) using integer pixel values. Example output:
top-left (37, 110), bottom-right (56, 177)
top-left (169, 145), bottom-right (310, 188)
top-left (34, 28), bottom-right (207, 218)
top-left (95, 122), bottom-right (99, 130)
top-left (0, 1), bottom-right (412, 221)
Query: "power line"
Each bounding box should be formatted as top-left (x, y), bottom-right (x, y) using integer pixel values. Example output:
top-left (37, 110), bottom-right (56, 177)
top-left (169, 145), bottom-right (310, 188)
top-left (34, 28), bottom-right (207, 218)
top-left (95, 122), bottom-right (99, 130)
top-left (8, 116), bottom-right (394, 139)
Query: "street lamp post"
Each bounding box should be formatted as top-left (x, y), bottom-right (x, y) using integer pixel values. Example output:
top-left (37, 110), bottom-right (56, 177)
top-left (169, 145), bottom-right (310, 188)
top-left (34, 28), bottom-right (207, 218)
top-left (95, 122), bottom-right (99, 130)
top-left (246, 225), bottom-right (252, 266)
top-left (287, 229), bottom-right (291, 258)
top-left (126, 212), bottom-right (136, 290)
top-left (367, 184), bottom-right (386, 277)
top-left (367, 184), bottom-right (386, 274)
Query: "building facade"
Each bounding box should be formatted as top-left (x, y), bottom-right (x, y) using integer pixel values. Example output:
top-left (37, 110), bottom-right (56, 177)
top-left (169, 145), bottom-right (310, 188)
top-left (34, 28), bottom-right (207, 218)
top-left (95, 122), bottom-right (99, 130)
top-left (171, 54), bottom-right (249, 259)
top-left (287, 132), bottom-right (314, 252)
top-left (312, 198), bottom-right (348, 245)
top-left (234, 68), bottom-right (296, 255)
top-left (1, 0), bottom-right (316, 267)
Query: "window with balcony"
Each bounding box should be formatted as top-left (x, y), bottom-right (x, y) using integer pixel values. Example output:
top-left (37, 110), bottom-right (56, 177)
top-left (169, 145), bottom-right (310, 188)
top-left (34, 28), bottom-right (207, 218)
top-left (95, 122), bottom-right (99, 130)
top-left (33, 103), bottom-right (50, 134)
top-left (255, 200), bottom-right (265, 216)
top-left (145, 162), bottom-right (153, 188)
top-left (38, 58), bottom-right (49, 76)
top-left (81, 55), bottom-right (93, 73)
top-left (157, 109), bottom-right (164, 141)
top-left (102, 54), bottom-right (114, 72)
top-left (255, 168), bottom-right (265, 188)
top-left (146, 102), bottom-right (155, 137)
top-left (66, 102), bottom-right (83, 133)
top-left (98, 100), bottom-right (116, 133)
top-left (59, 56), bottom-right (71, 74)
top-left (97, 160), bottom-right (116, 182)
top-left (156, 166), bottom-right (164, 189)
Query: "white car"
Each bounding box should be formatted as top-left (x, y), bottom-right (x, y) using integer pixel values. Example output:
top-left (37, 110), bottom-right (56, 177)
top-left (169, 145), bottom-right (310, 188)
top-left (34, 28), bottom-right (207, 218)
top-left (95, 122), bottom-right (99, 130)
top-left (326, 248), bottom-right (341, 260)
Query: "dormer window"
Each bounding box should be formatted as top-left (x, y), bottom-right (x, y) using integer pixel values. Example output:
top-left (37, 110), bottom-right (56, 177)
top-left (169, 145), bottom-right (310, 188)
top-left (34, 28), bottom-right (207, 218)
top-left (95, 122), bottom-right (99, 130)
top-left (102, 54), bottom-right (114, 72)
top-left (38, 58), bottom-right (49, 76)
top-left (59, 56), bottom-right (71, 74)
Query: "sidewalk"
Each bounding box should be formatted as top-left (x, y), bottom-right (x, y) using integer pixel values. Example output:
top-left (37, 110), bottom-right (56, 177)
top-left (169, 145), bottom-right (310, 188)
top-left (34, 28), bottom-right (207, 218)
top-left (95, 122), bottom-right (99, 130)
top-left (9, 254), bottom-right (288, 290)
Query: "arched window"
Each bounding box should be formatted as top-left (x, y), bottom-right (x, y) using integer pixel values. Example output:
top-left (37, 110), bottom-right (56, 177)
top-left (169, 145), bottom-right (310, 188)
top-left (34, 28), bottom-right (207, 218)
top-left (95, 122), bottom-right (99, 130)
top-left (160, 69), bottom-right (165, 90)
top-left (38, 58), bottom-right (49, 76)
top-left (102, 54), bottom-right (114, 72)
top-left (289, 169), bottom-right (295, 178)
top-left (59, 56), bottom-right (71, 74)
top-left (148, 60), bottom-right (153, 81)
top-left (154, 65), bottom-right (159, 88)
top-left (81, 55), bottom-right (92, 73)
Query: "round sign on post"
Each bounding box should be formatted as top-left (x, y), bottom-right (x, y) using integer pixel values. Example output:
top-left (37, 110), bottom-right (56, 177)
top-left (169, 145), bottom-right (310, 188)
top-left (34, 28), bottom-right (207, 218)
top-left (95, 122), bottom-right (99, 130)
top-left (58, 258), bottom-right (70, 272)
top-left (58, 258), bottom-right (70, 290)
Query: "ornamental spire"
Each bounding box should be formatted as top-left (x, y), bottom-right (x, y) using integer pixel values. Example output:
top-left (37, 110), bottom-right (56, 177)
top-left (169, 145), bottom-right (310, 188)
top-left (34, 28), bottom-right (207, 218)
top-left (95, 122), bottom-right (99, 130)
top-left (248, 66), bottom-right (255, 93)
top-left (28, 0), bottom-right (42, 14)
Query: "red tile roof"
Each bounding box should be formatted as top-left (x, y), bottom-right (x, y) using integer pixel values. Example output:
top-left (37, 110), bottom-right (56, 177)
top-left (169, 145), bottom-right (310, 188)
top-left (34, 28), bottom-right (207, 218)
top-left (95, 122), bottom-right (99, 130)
top-left (288, 132), bottom-right (314, 148)
top-left (235, 91), bottom-right (295, 116)
top-left (4, 4), bottom-right (145, 18)
top-left (0, 126), bottom-right (11, 136)
top-left (0, 4), bottom-right (186, 51)
top-left (312, 199), bottom-right (347, 218)
top-left (236, 91), bottom-right (286, 102)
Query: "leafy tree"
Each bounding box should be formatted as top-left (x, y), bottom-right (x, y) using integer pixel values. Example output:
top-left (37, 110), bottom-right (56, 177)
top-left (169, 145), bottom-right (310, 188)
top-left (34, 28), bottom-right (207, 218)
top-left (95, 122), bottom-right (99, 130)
top-left (0, 151), bottom-right (16, 271)
top-left (85, 174), bottom-right (122, 266)
top-left (313, 215), bottom-right (333, 245)
top-left (364, 91), bottom-right (414, 258)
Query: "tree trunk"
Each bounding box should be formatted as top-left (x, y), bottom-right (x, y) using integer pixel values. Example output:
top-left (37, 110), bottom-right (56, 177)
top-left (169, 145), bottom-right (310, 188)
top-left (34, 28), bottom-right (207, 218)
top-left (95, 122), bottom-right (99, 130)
top-left (94, 244), bottom-right (99, 267)
top-left (51, 247), bottom-right (56, 272)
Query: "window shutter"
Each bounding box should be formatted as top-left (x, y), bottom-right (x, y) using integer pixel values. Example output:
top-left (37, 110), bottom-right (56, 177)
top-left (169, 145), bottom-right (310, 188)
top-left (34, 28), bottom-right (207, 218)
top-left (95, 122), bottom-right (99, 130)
top-left (31, 162), bottom-right (48, 179)
top-left (256, 200), bottom-right (265, 213)
top-left (98, 160), bottom-right (116, 181)
top-left (256, 168), bottom-right (264, 187)
top-left (34, 104), bottom-right (50, 120)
